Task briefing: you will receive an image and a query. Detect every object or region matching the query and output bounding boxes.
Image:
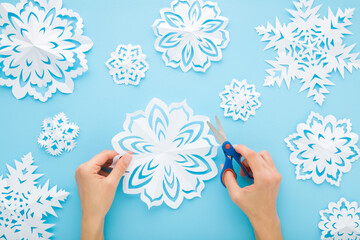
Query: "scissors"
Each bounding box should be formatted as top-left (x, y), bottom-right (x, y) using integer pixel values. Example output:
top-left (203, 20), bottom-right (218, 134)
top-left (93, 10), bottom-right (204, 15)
top-left (207, 116), bottom-right (253, 187)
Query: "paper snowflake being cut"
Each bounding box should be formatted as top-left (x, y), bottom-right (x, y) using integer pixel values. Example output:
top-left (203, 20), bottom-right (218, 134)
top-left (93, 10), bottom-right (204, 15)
top-left (0, 153), bottom-right (68, 239)
top-left (256, 0), bottom-right (360, 105)
top-left (319, 198), bottom-right (360, 240)
top-left (0, 0), bottom-right (93, 102)
top-left (219, 79), bottom-right (261, 121)
top-left (153, 0), bottom-right (229, 72)
top-left (106, 44), bottom-right (149, 86)
top-left (285, 112), bottom-right (360, 186)
top-left (112, 98), bottom-right (218, 209)
top-left (38, 112), bottom-right (79, 156)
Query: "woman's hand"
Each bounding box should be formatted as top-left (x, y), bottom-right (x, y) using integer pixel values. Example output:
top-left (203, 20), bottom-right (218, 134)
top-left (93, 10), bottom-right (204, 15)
top-left (223, 145), bottom-right (282, 240)
top-left (75, 150), bottom-right (132, 240)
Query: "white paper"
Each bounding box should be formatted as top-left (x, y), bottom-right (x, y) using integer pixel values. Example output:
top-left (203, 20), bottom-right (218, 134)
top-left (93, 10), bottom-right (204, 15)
top-left (219, 79), bottom-right (261, 121)
top-left (319, 198), bottom-right (360, 239)
top-left (0, 0), bottom-right (93, 102)
top-left (38, 112), bottom-right (79, 156)
top-left (0, 153), bottom-right (68, 239)
top-left (112, 98), bottom-right (218, 209)
top-left (285, 112), bottom-right (360, 186)
top-left (256, 0), bottom-right (360, 105)
top-left (152, 0), bottom-right (229, 72)
top-left (106, 44), bottom-right (149, 86)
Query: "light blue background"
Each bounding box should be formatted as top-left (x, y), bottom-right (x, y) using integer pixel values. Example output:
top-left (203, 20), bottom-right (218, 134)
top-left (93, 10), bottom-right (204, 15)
top-left (0, 0), bottom-right (360, 239)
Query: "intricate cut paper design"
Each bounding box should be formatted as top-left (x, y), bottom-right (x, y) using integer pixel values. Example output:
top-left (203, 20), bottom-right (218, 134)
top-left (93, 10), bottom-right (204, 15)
top-left (0, 153), bottom-right (68, 239)
top-left (319, 198), bottom-right (360, 240)
top-left (106, 44), bottom-right (149, 86)
top-left (219, 79), bottom-right (261, 121)
top-left (256, 0), bottom-right (360, 105)
top-left (38, 112), bottom-right (79, 156)
top-left (0, 0), bottom-right (93, 102)
top-left (112, 98), bottom-right (218, 209)
top-left (152, 0), bottom-right (229, 72)
top-left (285, 112), bottom-right (360, 186)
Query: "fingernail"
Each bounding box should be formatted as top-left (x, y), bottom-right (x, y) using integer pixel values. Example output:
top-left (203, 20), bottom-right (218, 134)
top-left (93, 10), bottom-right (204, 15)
top-left (122, 154), bottom-right (132, 165)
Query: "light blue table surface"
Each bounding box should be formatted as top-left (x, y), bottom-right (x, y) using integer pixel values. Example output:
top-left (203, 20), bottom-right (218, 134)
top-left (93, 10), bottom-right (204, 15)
top-left (1, 0), bottom-right (360, 239)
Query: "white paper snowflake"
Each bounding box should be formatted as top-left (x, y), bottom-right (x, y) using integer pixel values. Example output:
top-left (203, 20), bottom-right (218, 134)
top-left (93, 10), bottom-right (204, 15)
top-left (152, 0), bottom-right (229, 72)
top-left (319, 198), bottom-right (360, 240)
top-left (38, 112), bottom-right (79, 156)
top-left (219, 79), bottom-right (261, 121)
top-left (0, 0), bottom-right (93, 102)
top-left (0, 153), bottom-right (68, 239)
top-left (256, 0), bottom-right (360, 105)
top-left (112, 98), bottom-right (218, 209)
top-left (106, 44), bottom-right (149, 86)
top-left (285, 112), bottom-right (360, 186)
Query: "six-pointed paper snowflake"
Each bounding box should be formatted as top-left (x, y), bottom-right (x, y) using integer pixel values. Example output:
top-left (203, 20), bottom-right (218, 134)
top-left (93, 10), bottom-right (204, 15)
top-left (38, 112), bottom-right (79, 156)
top-left (319, 198), bottom-right (360, 240)
top-left (256, 0), bottom-right (360, 105)
top-left (285, 112), bottom-right (360, 186)
top-left (106, 44), bottom-right (149, 86)
top-left (0, 0), bottom-right (93, 102)
top-left (152, 0), bottom-right (229, 72)
top-left (112, 98), bottom-right (218, 209)
top-left (219, 79), bottom-right (261, 121)
top-left (0, 153), bottom-right (68, 239)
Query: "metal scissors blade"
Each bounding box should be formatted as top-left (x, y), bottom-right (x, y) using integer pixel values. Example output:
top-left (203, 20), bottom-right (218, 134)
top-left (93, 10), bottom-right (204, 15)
top-left (207, 116), bottom-right (228, 144)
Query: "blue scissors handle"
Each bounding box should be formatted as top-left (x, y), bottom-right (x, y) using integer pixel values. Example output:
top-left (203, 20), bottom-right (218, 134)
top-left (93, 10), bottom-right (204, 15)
top-left (220, 141), bottom-right (253, 187)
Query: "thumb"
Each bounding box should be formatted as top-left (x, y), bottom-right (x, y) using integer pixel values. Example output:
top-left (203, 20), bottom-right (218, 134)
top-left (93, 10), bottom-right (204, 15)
top-left (108, 153), bottom-right (132, 184)
top-left (223, 169), bottom-right (243, 203)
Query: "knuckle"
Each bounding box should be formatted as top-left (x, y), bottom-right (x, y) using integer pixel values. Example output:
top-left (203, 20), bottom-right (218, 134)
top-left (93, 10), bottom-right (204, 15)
top-left (229, 191), bottom-right (241, 202)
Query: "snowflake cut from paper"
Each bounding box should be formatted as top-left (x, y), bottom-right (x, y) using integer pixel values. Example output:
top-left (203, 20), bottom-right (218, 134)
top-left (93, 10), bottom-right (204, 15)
top-left (106, 44), bottom-right (149, 86)
top-left (0, 153), bottom-right (68, 239)
top-left (112, 98), bottom-right (218, 209)
top-left (285, 112), bottom-right (360, 186)
top-left (152, 0), bottom-right (229, 72)
top-left (319, 198), bottom-right (360, 240)
top-left (0, 0), bottom-right (93, 102)
top-left (256, 0), bottom-right (360, 105)
top-left (219, 79), bottom-right (261, 121)
top-left (38, 112), bottom-right (79, 156)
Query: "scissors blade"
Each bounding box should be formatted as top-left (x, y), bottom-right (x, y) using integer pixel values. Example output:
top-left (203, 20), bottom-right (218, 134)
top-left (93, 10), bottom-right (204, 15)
top-left (207, 120), bottom-right (227, 144)
top-left (215, 116), bottom-right (227, 140)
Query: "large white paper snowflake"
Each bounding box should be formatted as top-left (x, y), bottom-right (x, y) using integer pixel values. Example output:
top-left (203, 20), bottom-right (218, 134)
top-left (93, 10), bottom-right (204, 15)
top-left (38, 112), bottom-right (79, 156)
top-left (319, 198), bottom-right (360, 240)
top-left (0, 0), bottom-right (93, 102)
top-left (152, 0), bottom-right (229, 72)
top-left (112, 98), bottom-right (218, 209)
top-left (106, 44), bottom-right (149, 86)
top-left (0, 153), bottom-right (68, 239)
top-left (256, 0), bottom-right (360, 105)
top-left (219, 79), bottom-right (261, 121)
top-left (285, 112), bottom-right (360, 186)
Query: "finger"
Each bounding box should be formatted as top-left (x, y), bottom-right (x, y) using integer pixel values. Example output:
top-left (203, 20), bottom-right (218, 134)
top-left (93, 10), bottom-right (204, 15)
top-left (223, 170), bottom-right (243, 203)
top-left (234, 145), bottom-right (265, 173)
top-left (108, 153), bottom-right (132, 184)
top-left (259, 150), bottom-right (275, 168)
top-left (89, 150), bottom-right (118, 167)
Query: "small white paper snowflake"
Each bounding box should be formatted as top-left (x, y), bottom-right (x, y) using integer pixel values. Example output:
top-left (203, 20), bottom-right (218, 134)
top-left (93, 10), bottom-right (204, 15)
top-left (0, 153), bottom-right (68, 239)
top-left (152, 0), bottom-right (229, 72)
top-left (112, 98), bottom-right (218, 209)
top-left (38, 112), bottom-right (79, 156)
top-left (319, 198), bottom-right (360, 240)
top-left (285, 112), bottom-right (360, 186)
top-left (0, 0), bottom-right (93, 102)
top-left (106, 44), bottom-right (149, 86)
top-left (256, 0), bottom-right (360, 105)
top-left (219, 79), bottom-right (261, 121)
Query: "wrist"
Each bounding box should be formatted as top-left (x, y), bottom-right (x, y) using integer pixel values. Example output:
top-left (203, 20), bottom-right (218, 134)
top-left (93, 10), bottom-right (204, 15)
top-left (250, 214), bottom-right (282, 240)
top-left (81, 213), bottom-right (105, 240)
